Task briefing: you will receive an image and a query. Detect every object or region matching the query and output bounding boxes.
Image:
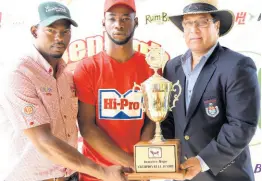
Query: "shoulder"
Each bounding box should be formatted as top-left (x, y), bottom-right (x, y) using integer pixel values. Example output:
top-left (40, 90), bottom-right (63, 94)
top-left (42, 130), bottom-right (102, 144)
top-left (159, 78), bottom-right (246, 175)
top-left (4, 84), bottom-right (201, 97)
top-left (134, 51), bottom-right (146, 59)
top-left (2, 54), bottom-right (37, 94)
top-left (74, 52), bottom-right (103, 73)
top-left (80, 51), bottom-right (103, 66)
top-left (164, 55), bottom-right (183, 72)
top-left (5, 53), bottom-right (36, 80)
top-left (217, 46), bottom-right (256, 69)
top-left (133, 51), bottom-right (148, 66)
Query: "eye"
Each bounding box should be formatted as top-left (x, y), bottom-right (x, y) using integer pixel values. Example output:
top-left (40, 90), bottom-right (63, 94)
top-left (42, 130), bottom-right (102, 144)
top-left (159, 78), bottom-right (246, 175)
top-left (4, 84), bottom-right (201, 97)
top-left (108, 17), bottom-right (115, 21)
top-left (122, 17), bottom-right (131, 21)
top-left (46, 28), bottom-right (54, 33)
top-left (63, 29), bottom-right (71, 34)
top-left (198, 19), bottom-right (208, 26)
top-left (183, 21), bottom-right (192, 27)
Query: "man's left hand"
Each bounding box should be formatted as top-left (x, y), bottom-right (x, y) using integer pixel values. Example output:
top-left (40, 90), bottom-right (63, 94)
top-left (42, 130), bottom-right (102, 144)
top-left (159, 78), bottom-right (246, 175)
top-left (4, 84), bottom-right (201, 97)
top-left (180, 157), bottom-right (201, 180)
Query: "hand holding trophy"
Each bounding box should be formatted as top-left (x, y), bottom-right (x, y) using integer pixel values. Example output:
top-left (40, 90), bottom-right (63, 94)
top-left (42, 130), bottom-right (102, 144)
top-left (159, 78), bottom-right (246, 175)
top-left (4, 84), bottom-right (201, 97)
top-left (128, 47), bottom-right (184, 180)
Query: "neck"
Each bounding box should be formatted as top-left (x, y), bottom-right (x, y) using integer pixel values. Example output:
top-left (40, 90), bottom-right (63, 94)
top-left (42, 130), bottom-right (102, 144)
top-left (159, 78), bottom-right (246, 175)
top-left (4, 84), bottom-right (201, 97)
top-left (34, 45), bottom-right (60, 76)
top-left (190, 50), bottom-right (207, 71)
top-left (106, 41), bottom-right (134, 63)
top-left (191, 52), bottom-right (203, 63)
top-left (41, 53), bottom-right (60, 76)
top-left (191, 42), bottom-right (217, 62)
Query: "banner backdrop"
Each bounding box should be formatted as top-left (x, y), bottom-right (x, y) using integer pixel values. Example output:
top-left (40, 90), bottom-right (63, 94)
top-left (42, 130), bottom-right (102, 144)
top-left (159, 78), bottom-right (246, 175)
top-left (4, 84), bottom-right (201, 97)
top-left (0, 0), bottom-right (261, 180)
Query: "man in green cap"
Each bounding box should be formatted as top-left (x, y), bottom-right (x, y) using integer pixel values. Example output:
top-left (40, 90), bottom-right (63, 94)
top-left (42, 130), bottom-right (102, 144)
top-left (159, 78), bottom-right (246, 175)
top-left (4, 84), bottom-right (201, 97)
top-left (0, 1), bottom-right (128, 181)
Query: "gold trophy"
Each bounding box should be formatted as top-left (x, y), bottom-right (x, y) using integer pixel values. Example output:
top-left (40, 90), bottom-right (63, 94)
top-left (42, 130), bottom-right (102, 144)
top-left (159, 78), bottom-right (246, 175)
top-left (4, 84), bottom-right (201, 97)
top-left (128, 47), bottom-right (184, 180)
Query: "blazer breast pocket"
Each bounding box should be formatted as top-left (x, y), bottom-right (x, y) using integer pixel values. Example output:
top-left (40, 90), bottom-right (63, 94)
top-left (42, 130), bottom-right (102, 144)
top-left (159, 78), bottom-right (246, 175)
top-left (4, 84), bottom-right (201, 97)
top-left (202, 90), bottom-right (222, 120)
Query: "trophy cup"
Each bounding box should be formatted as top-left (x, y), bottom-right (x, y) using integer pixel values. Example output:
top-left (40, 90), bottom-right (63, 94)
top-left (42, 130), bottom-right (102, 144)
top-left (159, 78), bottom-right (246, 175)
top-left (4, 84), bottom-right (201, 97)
top-left (128, 47), bottom-right (184, 180)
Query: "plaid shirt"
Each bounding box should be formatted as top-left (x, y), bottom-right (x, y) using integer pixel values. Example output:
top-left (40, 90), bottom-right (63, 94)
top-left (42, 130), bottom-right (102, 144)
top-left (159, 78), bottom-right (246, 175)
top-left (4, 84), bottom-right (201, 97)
top-left (0, 46), bottom-right (78, 181)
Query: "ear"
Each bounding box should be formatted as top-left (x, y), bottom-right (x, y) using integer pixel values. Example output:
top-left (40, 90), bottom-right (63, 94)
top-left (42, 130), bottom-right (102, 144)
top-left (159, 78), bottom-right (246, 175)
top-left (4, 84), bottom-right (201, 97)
top-left (31, 25), bottom-right (38, 38)
top-left (215, 21), bottom-right (220, 31)
top-left (102, 19), bottom-right (105, 27)
top-left (215, 21), bottom-right (220, 36)
top-left (134, 17), bottom-right (138, 27)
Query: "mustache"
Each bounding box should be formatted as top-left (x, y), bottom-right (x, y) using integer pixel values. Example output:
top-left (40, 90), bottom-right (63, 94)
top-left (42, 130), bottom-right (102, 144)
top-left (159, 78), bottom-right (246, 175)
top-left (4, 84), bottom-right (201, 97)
top-left (113, 31), bottom-right (125, 35)
top-left (106, 26), bottom-right (136, 46)
top-left (51, 43), bottom-right (66, 47)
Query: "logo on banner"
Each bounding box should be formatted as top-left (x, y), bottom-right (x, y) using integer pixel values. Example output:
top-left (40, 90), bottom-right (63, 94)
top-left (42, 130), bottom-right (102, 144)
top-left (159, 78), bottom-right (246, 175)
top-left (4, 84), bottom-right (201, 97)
top-left (63, 31), bottom-right (170, 69)
top-left (235, 12), bottom-right (261, 24)
top-left (98, 89), bottom-right (143, 120)
top-left (204, 99), bottom-right (219, 117)
top-left (145, 12), bottom-right (170, 24)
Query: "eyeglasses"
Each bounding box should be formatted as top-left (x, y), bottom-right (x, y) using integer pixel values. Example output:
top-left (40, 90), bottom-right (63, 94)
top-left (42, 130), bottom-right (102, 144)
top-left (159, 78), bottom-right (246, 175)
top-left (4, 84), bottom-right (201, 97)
top-left (182, 18), bottom-right (215, 29)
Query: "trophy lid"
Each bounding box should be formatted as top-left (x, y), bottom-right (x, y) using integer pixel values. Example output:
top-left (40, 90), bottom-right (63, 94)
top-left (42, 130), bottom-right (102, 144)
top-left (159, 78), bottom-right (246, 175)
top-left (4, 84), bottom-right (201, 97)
top-left (141, 47), bottom-right (172, 89)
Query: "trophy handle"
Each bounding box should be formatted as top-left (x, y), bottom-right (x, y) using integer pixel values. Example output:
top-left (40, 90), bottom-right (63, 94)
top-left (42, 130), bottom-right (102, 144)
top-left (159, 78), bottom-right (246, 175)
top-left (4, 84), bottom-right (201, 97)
top-left (133, 82), bottom-right (145, 112)
top-left (169, 80), bottom-right (182, 111)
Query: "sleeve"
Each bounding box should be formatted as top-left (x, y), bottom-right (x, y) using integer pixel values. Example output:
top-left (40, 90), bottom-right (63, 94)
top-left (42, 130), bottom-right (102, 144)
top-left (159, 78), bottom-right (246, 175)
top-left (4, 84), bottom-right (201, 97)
top-left (4, 71), bottom-right (51, 130)
top-left (73, 59), bottom-right (96, 105)
top-left (196, 155), bottom-right (210, 172)
top-left (198, 57), bottom-right (260, 175)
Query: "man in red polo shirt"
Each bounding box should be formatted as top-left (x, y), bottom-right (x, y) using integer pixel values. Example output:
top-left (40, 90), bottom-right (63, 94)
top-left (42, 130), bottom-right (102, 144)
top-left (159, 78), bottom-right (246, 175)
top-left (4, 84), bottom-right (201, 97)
top-left (73, 0), bottom-right (156, 180)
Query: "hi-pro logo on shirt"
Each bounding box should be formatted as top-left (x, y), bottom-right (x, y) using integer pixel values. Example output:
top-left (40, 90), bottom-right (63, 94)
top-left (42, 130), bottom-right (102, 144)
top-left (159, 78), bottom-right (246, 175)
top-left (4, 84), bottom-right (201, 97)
top-left (98, 89), bottom-right (143, 120)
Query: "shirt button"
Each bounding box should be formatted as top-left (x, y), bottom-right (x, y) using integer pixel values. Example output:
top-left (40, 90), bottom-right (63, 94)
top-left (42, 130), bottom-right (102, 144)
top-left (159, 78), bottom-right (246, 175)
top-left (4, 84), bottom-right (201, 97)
top-left (184, 135), bottom-right (190, 140)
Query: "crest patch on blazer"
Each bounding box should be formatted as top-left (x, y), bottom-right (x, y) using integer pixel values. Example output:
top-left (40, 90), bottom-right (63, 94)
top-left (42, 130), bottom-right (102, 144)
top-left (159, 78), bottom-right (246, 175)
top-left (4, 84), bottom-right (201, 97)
top-left (204, 99), bottom-right (219, 117)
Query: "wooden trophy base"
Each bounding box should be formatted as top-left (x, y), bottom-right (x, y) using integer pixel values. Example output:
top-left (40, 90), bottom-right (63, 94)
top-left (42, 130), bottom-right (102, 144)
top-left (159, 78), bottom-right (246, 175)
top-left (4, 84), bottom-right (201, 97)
top-left (128, 139), bottom-right (184, 180)
top-left (127, 170), bottom-right (185, 180)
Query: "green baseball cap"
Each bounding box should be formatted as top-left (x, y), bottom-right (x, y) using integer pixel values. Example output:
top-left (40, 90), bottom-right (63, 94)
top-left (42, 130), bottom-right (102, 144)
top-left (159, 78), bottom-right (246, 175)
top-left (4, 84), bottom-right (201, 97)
top-left (38, 1), bottom-right (78, 27)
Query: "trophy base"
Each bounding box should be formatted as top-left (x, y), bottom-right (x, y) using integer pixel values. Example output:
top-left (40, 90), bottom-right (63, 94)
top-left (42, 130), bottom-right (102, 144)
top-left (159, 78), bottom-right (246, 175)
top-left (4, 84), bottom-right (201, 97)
top-left (132, 139), bottom-right (182, 179)
top-left (127, 169), bottom-right (185, 180)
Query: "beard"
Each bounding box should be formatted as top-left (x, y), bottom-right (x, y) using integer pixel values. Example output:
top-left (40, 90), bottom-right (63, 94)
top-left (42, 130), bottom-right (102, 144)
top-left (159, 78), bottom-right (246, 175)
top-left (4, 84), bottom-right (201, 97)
top-left (50, 53), bottom-right (63, 59)
top-left (106, 27), bottom-right (136, 45)
top-left (49, 43), bottom-right (66, 58)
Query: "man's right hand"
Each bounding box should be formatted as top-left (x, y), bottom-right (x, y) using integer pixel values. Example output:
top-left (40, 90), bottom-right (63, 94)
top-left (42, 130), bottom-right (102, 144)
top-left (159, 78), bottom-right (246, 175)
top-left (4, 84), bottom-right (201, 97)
top-left (103, 165), bottom-right (130, 181)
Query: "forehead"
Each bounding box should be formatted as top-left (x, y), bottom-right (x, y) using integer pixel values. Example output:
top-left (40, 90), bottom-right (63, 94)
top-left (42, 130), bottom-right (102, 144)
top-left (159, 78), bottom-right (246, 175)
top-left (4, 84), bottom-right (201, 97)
top-left (183, 13), bottom-right (212, 20)
top-left (106, 4), bottom-right (134, 16)
top-left (44, 19), bottom-right (71, 28)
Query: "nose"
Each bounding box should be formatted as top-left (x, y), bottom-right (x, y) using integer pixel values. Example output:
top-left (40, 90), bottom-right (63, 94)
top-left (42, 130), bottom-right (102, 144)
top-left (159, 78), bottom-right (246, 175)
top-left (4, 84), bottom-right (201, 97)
top-left (54, 32), bottom-right (64, 42)
top-left (114, 19), bottom-right (124, 30)
top-left (189, 23), bottom-right (199, 33)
